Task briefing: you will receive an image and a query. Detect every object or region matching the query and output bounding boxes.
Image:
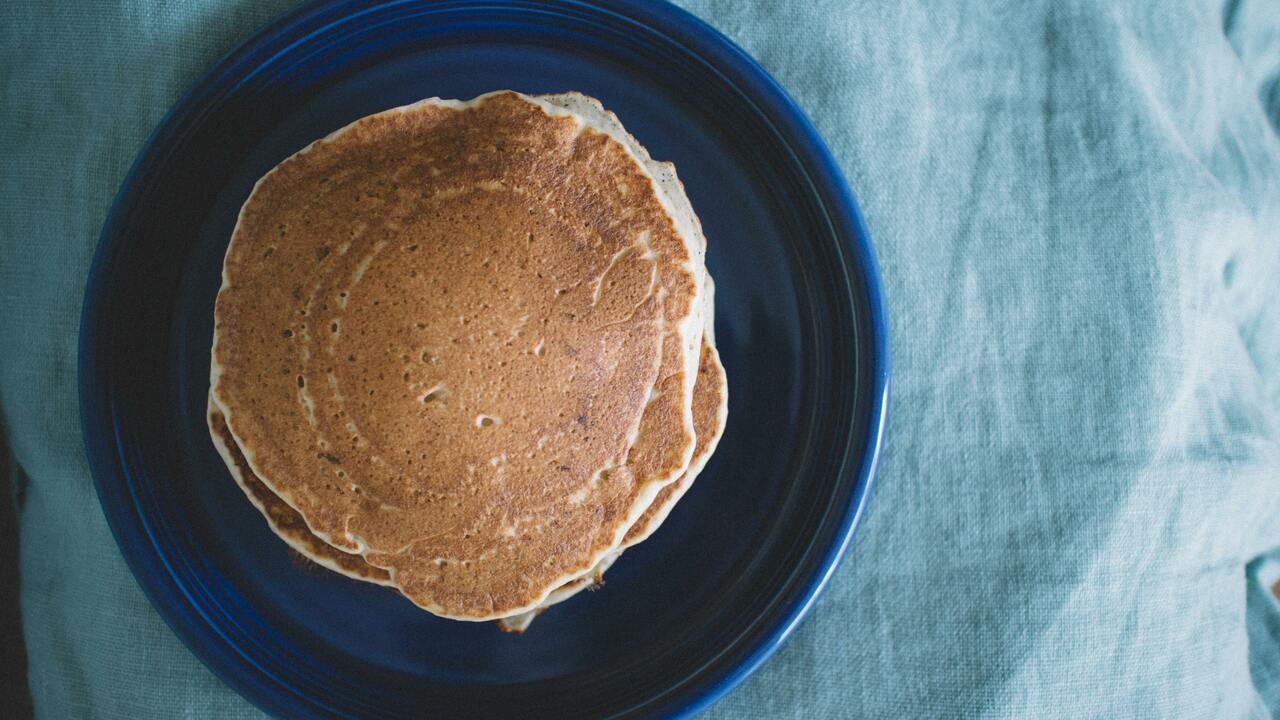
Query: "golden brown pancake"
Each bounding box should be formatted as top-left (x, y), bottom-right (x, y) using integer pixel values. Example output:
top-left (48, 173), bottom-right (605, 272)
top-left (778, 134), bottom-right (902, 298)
top-left (206, 95), bottom-right (721, 612)
top-left (211, 91), bottom-right (704, 619)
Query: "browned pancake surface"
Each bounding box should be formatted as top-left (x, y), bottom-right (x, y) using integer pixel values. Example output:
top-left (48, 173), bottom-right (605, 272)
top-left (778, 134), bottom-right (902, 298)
top-left (211, 92), bottom-right (701, 618)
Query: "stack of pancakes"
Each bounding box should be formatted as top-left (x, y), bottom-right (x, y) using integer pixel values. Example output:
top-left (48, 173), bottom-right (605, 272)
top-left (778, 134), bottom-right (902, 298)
top-left (208, 91), bottom-right (725, 631)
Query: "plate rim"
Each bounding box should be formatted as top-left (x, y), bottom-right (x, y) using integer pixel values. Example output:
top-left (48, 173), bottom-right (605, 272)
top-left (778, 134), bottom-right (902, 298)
top-left (78, 0), bottom-right (891, 717)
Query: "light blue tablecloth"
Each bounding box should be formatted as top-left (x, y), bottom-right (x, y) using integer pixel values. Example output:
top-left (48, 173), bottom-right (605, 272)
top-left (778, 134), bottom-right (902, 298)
top-left (3, 1), bottom-right (1279, 717)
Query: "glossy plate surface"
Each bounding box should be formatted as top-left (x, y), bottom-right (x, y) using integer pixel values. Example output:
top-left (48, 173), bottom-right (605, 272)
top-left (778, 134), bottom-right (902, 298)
top-left (79, 1), bottom-right (889, 717)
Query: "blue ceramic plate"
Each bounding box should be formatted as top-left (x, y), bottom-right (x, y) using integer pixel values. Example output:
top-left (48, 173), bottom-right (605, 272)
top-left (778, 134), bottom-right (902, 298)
top-left (79, 1), bottom-right (888, 717)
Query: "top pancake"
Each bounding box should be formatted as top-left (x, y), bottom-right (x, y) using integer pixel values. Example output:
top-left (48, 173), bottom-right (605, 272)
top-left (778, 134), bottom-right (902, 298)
top-left (211, 91), bottom-right (703, 619)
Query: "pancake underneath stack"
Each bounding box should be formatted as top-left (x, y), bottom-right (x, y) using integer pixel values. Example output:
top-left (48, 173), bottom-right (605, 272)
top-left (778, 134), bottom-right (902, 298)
top-left (209, 91), bottom-right (725, 628)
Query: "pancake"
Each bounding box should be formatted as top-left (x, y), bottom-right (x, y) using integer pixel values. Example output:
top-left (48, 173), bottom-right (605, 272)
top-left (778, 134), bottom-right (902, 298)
top-left (498, 323), bottom-right (726, 632)
top-left (206, 96), bottom-right (719, 604)
top-left (211, 91), bottom-right (704, 620)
